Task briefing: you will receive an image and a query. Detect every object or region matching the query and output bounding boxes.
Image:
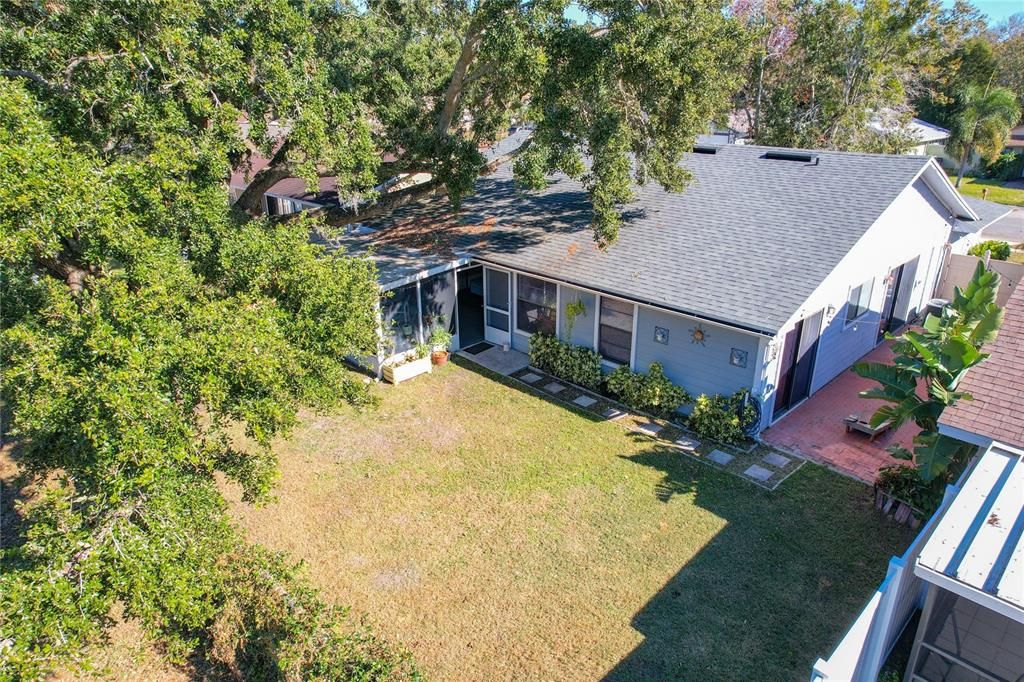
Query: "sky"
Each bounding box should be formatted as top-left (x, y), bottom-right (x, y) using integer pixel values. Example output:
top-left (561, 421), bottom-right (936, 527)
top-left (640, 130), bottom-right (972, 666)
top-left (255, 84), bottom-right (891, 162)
top-left (565, 1), bottom-right (1022, 26)
top-left (954, 0), bottom-right (1022, 25)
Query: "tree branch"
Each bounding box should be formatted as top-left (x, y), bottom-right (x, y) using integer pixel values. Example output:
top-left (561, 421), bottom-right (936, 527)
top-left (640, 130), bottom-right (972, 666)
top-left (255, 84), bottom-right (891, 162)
top-left (436, 18), bottom-right (486, 138)
top-left (233, 142), bottom-right (294, 215)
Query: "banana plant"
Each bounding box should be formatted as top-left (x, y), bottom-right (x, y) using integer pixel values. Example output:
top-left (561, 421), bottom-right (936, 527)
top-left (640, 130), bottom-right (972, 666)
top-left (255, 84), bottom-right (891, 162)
top-left (853, 262), bottom-right (1003, 482)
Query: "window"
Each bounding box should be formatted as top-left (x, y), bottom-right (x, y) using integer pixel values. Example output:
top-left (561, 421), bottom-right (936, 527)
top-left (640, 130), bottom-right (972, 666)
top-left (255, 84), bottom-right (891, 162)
top-left (599, 297), bottom-right (634, 365)
top-left (516, 275), bottom-right (557, 335)
top-left (846, 278), bottom-right (874, 323)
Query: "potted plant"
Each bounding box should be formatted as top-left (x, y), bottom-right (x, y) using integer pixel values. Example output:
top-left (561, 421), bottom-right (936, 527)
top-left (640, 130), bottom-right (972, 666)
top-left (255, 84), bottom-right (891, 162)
top-left (429, 328), bottom-right (454, 365)
top-left (382, 343), bottom-right (433, 384)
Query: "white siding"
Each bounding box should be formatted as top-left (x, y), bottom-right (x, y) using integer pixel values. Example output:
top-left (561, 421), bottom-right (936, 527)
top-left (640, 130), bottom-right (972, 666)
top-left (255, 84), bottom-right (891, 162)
top-left (776, 177), bottom-right (955, 397)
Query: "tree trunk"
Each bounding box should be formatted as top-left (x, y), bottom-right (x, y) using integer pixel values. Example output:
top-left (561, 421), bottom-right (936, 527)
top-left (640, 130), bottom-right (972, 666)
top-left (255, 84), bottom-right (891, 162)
top-left (233, 144), bottom-right (294, 216)
top-left (955, 144), bottom-right (972, 188)
top-left (436, 19), bottom-right (485, 138)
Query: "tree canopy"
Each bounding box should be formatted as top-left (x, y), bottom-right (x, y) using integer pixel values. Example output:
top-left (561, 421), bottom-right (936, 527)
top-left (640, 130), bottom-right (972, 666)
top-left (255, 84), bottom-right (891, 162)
top-left (0, 0), bottom-right (750, 677)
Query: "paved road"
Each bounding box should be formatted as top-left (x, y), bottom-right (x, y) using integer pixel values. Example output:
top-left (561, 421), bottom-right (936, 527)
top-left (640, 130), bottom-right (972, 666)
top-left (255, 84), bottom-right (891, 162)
top-left (983, 207), bottom-right (1024, 244)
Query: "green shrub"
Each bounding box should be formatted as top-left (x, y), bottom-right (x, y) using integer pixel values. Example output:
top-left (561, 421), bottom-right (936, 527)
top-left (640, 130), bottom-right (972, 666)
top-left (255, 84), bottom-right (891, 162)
top-left (605, 362), bottom-right (692, 418)
top-left (687, 390), bottom-right (757, 444)
top-left (985, 152), bottom-right (1024, 181)
top-left (875, 464), bottom-right (944, 514)
top-left (528, 333), bottom-right (603, 390)
top-left (967, 239), bottom-right (1011, 261)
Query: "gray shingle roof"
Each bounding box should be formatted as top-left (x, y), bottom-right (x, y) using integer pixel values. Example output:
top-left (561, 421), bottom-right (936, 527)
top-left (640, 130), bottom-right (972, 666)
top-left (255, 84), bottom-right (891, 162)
top-left (362, 144), bottom-right (940, 334)
top-left (954, 196), bottom-right (1014, 235)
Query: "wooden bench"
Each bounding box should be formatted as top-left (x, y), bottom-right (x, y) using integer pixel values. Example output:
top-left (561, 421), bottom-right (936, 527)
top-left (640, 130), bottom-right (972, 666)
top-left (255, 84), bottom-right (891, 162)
top-left (843, 414), bottom-right (893, 442)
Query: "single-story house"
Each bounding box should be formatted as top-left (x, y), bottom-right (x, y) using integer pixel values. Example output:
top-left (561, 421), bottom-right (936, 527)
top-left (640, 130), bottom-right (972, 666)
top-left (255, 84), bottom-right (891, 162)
top-left (811, 283), bottom-right (1024, 682)
top-left (330, 142), bottom-right (984, 433)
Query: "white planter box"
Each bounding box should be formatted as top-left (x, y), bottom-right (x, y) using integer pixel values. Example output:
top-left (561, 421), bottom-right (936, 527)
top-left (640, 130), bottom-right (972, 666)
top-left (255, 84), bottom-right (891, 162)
top-left (382, 356), bottom-right (432, 384)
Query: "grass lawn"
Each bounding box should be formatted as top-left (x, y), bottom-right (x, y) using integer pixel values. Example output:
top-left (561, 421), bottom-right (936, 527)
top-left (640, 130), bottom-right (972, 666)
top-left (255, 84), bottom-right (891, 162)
top-left (214, 359), bottom-right (913, 681)
top-left (951, 175), bottom-right (1024, 206)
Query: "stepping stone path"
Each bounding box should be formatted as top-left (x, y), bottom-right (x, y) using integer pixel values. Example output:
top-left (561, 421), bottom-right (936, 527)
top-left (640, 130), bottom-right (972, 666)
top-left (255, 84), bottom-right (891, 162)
top-left (572, 395), bottom-right (597, 408)
top-left (707, 449), bottom-right (734, 466)
top-left (762, 452), bottom-right (791, 468)
top-left (636, 422), bottom-right (663, 436)
top-left (602, 407), bottom-right (627, 420)
top-left (744, 464), bottom-right (773, 482)
top-left (543, 382), bottom-right (566, 394)
top-left (674, 435), bottom-right (700, 451)
top-left (520, 372), bottom-right (542, 384)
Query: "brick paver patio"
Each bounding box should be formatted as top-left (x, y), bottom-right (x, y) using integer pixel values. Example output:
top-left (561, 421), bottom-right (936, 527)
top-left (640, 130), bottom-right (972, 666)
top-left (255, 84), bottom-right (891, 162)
top-left (761, 340), bottom-right (919, 483)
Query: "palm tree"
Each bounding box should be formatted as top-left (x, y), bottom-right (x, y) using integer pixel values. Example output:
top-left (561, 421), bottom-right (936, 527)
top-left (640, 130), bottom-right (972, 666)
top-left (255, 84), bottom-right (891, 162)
top-left (947, 83), bottom-right (1021, 188)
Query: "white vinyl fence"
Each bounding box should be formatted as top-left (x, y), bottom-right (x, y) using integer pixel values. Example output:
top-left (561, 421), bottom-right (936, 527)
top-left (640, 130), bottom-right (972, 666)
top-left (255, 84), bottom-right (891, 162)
top-left (810, 484), bottom-right (960, 682)
top-left (936, 253), bottom-right (1023, 308)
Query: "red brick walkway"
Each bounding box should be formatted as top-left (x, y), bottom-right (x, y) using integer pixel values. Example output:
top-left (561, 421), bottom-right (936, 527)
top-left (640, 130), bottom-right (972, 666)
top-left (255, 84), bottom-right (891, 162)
top-left (761, 340), bottom-right (919, 483)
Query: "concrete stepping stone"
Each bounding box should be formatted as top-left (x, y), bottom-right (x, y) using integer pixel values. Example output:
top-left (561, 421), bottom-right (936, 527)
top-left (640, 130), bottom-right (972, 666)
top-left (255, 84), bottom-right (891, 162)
top-left (674, 435), bottom-right (700, 451)
top-left (744, 464), bottom-right (773, 482)
top-left (636, 422), bottom-right (663, 436)
top-left (602, 407), bottom-right (627, 420)
top-left (707, 449), bottom-right (734, 466)
top-left (543, 382), bottom-right (566, 394)
top-left (762, 452), bottom-right (792, 468)
top-left (520, 372), bottom-right (542, 384)
top-left (572, 395), bottom-right (597, 408)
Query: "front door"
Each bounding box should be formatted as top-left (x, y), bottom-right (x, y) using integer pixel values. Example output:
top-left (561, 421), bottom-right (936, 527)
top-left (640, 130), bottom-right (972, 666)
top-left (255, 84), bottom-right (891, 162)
top-left (773, 309), bottom-right (824, 419)
top-left (483, 267), bottom-right (512, 347)
top-left (879, 264), bottom-right (904, 342)
top-left (455, 266), bottom-right (484, 349)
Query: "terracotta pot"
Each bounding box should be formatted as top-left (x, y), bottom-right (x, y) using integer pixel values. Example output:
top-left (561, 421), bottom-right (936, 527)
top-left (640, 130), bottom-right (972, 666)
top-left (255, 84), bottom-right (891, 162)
top-left (431, 350), bottom-right (449, 365)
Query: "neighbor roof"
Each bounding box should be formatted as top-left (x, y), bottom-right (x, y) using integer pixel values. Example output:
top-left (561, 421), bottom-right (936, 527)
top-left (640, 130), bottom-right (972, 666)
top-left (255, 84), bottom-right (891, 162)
top-left (366, 145), bottom-right (970, 334)
top-left (939, 282), bottom-right (1024, 451)
top-left (953, 196), bottom-right (1015, 236)
top-left (916, 443), bottom-right (1024, 622)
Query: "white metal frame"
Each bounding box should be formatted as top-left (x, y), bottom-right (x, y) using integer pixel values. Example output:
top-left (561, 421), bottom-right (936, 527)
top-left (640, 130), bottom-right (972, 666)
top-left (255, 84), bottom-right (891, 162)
top-left (483, 266), bottom-right (512, 346)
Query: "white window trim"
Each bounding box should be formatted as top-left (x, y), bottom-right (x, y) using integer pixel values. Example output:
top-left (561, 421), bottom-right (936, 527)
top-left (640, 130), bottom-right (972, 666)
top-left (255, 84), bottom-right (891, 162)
top-left (596, 294), bottom-right (637, 368)
top-left (513, 272), bottom-right (559, 337)
top-left (843, 277), bottom-right (875, 329)
top-left (483, 265), bottom-right (512, 332)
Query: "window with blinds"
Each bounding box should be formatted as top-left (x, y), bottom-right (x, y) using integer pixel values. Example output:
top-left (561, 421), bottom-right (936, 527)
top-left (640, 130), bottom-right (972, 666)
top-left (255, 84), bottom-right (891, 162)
top-left (599, 297), bottom-right (634, 365)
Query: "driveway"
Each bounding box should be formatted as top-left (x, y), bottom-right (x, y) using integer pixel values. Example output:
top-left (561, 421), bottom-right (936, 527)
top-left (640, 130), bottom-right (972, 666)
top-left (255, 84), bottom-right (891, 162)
top-left (982, 207), bottom-right (1024, 244)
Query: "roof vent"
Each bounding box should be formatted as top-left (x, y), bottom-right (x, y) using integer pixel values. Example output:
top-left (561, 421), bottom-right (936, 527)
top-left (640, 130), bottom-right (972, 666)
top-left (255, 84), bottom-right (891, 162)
top-left (692, 145), bottom-right (719, 155)
top-left (762, 150), bottom-right (818, 164)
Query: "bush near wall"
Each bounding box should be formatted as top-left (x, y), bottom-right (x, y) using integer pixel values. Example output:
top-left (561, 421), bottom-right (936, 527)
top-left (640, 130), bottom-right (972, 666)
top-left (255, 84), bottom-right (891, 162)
top-left (967, 240), bottom-right (1011, 261)
top-left (528, 334), bottom-right (603, 390)
top-left (605, 362), bottom-right (692, 418)
top-left (687, 391), bottom-right (757, 444)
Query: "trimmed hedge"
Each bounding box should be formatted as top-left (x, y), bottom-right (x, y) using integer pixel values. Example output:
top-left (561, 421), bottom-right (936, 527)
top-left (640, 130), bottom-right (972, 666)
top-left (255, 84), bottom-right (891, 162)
top-left (687, 390), bottom-right (757, 444)
top-left (605, 362), bottom-right (692, 418)
top-left (528, 333), bottom-right (603, 390)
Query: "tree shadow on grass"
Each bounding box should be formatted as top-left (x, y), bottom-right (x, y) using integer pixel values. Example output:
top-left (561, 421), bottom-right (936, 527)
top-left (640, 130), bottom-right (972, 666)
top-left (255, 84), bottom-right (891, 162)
top-left (605, 444), bottom-right (915, 681)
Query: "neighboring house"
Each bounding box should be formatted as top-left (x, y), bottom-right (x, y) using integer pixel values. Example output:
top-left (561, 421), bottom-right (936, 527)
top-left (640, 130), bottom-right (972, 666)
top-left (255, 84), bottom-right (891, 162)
top-left (869, 114), bottom-right (953, 162)
top-left (334, 143), bottom-right (984, 433)
top-left (811, 283), bottom-right (1024, 682)
top-left (1003, 122), bottom-right (1024, 155)
top-left (948, 196), bottom-right (1015, 254)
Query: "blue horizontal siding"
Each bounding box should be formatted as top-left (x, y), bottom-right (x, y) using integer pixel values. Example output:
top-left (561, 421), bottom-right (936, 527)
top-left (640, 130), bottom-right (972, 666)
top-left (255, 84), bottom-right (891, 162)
top-left (633, 307), bottom-right (759, 399)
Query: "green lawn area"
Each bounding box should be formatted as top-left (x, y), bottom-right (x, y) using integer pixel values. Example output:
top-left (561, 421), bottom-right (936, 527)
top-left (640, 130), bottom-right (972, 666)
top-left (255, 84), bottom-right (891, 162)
top-left (952, 175), bottom-right (1024, 206)
top-left (214, 359), bottom-right (913, 681)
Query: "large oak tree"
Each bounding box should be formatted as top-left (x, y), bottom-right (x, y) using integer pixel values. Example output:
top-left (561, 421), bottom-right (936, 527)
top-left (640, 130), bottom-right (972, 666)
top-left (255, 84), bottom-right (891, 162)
top-left (0, 0), bottom-right (746, 677)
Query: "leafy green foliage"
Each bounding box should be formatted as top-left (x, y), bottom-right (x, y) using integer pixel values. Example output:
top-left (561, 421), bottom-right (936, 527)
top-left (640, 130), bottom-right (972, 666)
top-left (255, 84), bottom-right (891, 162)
top-left (0, 69), bottom-right (405, 679)
top-left (605, 363), bottom-right (692, 419)
top-left (853, 261), bottom-right (1003, 487)
top-left (563, 298), bottom-right (587, 340)
top-left (528, 333), bottom-right (603, 390)
top-left (875, 464), bottom-right (945, 514)
top-left (752, 0), bottom-right (941, 151)
top-left (947, 83), bottom-right (1022, 187)
top-left (967, 239), bottom-right (1011, 261)
top-left (985, 152), bottom-right (1024, 182)
top-left (686, 391), bottom-right (757, 445)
